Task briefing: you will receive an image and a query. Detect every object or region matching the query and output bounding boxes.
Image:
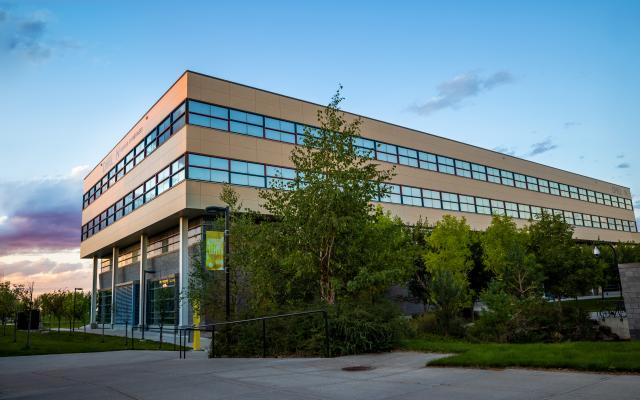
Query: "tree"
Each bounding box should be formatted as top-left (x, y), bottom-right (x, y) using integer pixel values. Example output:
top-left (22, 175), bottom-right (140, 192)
top-left (0, 281), bottom-right (17, 335)
top-left (423, 215), bottom-right (473, 334)
top-left (258, 87), bottom-right (396, 305)
top-left (483, 215), bottom-right (542, 299)
top-left (528, 213), bottom-right (604, 300)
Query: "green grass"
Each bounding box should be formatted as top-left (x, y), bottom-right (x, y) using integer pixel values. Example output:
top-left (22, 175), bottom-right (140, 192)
top-left (0, 328), bottom-right (176, 357)
top-left (559, 297), bottom-right (623, 312)
top-left (401, 337), bottom-right (640, 373)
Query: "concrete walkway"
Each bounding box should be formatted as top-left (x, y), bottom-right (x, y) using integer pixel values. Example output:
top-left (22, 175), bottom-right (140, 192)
top-left (1, 351), bottom-right (639, 399)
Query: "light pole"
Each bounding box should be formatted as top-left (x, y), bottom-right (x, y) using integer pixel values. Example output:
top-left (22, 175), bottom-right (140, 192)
top-left (205, 206), bottom-right (231, 321)
top-left (72, 288), bottom-right (82, 333)
top-left (142, 269), bottom-right (155, 340)
top-left (593, 243), bottom-right (619, 300)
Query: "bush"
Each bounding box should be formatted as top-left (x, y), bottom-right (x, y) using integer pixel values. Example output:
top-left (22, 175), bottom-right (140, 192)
top-left (209, 301), bottom-right (409, 358)
top-left (411, 312), bottom-right (466, 338)
top-left (468, 294), bottom-right (600, 343)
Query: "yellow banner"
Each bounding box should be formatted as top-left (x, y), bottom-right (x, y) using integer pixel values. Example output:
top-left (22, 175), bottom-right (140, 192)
top-left (205, 231), bottom-right (225, 271)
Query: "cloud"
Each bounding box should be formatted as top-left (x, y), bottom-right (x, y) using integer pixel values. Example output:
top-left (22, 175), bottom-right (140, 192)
top-left (0, 8), bottom-right (79, 63)
top-left (563, 121), bottom-right (581, 129)
top-left (0, 254), bottom-right (91, 294)
top-left (492, 146), bottom-right (516, 156)
top-left (0, 170), bottom-right (82, 256)
top-left (70, 165), bottom-right (91, 178)
top-left (409, 71), bottom-right (514, 115)
top-left (527, 138), bottom-right (557, 156)
top-left (616, 154), bottom-right (625, 159)
top-left (616, 162), bottom-right (630, 169)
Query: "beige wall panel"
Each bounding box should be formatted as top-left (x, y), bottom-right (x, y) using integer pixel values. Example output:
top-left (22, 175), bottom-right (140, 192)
top-left (228, 84), bottom-right (257, 112)
top-left (255, 91), bottom-right (280, 117)
top-left (80, 182), bottom-right (188, 258)
top-left (82, 127), bottom-right (188, 224)
top-left (84, 74), bottom-right (188, 191)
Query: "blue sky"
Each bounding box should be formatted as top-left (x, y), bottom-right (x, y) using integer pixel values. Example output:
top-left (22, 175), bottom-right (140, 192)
top-left (0, 1), bottom-right (638, 291)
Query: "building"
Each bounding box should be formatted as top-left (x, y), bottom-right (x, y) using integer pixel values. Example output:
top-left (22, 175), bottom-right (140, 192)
top-left (81, 71), bottom-right (639, 327)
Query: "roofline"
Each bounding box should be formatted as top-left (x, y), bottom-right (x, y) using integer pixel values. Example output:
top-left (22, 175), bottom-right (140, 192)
top-left (83, 70), bottom-right (190, 181)
top-left (86, 69), bottom-right (632, 192)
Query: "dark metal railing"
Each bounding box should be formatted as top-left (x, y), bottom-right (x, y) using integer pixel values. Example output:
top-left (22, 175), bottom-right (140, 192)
top-left (178, 309), bottom-right (330, 359)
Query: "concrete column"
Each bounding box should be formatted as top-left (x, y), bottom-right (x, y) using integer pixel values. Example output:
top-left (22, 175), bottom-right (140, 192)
top-left (619, 263), bottom-right (640, 340)
top-left (178, 217), bottom-right (190, 327)
top-left (90, 256), bottom-right (98, 327)
top-left (139, 234), bottom-right (148, 327)
top-left (111, 247), bottom-right (119, 327)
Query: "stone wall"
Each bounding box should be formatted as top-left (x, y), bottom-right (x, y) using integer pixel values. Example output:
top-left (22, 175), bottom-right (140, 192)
top-left (618, 262), bottom-right (640, 340)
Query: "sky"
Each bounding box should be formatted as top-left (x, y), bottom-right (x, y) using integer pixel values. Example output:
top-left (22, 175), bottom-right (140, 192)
top-left (0, 1), bottom-right (638, 294)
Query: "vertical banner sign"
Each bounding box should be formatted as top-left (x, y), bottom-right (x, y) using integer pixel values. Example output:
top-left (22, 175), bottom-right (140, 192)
top-left (205, 231), bottom-right (225, 271)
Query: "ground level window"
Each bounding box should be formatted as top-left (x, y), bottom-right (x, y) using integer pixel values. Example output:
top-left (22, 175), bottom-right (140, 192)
top-left (146, 277), bottom-right (177, 326)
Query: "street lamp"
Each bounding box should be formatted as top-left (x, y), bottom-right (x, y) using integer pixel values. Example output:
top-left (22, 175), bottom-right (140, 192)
top-left (593, 243), bottom-right (619, 299)
top-left (141, 269), bottom-right (155, 340)
top-left (72, 288), bottom-right (83, 333)
top-left (205, 205), bottom-right (231, 321)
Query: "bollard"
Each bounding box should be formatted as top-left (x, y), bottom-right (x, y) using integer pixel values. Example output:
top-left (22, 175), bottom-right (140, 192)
top-left (262, 319), bottom-right (267, 358)
top-left (125, 321), bottom-right (128, 346)
top-left (131, 323), bottom-right (135, 350)
top-left (159, 323), bottom-right (163, 350)
top-left (324, 311), bottom-right (330, 358)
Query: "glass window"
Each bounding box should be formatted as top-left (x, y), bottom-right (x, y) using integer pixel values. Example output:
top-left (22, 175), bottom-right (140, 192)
top-left (538, 179), bottom-right (549, 194)
top-left (471, 164), bottom-right (486, 181)
top-left (530, 206), bottom-right (542, 220)
top-left (189, 154), bottom-right (210, 168)
top-left (518, 204), bottom-right (531, 220)
top-left (459, 195), bottom-right (475, 212)
top-left (442, 192), bottom-right (459, 211)
top-left (157, 166), bottom-right (170, 182)
top-left (559, 184), bottom-right (569, 197)
top-left (401, 186), bottom-right (422, 206)
top-left (487, 167), bottom-right (501, 184)
top-left (145, 177), bottom-right (156, 192)
top-left (583, 214), bottom-right (592, 228)
top-left (189, 100), bottom-right (210, 115)
top-left (500, 170), bottom-right (514, 186)
top-left (422, 190), bottom-right (441, 208)
top-left (418, 152), bottom-right (438, 171)
top-left (171, 169), bottom-right (185, 186)
top-left (189, 167), bottom-right (210, 181)
top-left (526, 176), bottom-right (538, 191)
top-left (505, 202), bottom-right (518, 218)
top-left (172, 157), bottom-right (185, 173)
top-left (476, 198), bottom-right (491, 214)
top-left (491, 200), bottom-right (505, 215)
top-left (455, 160), bottom-right (471, 178)
top-left (549, 181), bottom-right (560, 196)
top-left (514, 174), bottom-right (527, 189)
top-left (380, 184), bottom-right (401, 204)
top-left (437, 156), bottom-right (455, 174)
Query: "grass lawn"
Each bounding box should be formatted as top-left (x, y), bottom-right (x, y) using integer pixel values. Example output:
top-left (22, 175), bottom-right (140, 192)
top-left (401, 337), bottom-right (640, 373)
top-left (0, 328), bottom-right (175, 357)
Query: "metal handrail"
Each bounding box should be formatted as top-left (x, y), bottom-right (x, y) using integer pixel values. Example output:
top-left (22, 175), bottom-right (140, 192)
top-left (178, 309), bottom-right (330, 359)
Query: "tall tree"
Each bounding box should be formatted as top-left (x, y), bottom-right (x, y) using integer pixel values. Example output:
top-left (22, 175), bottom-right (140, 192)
top-left (483, 215), bottom-right (542, 299)
top-left (259, 87), bottom-right (396, 305)
top-left (423, 215), bottom-right (473, 334)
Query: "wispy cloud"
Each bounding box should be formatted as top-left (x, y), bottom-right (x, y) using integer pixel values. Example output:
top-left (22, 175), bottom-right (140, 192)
top-left (0, 168), bottom-right (82, 256)
top-left (616, 162), bottom-right (630, 169)
top-left (0, 8), bottom-right (80, 63)
top-left (563, 121), bottom-right (581, 129)
top-left (527, 138), bottom-right (557, 156)
top-left (492, 146), bottom-right (516, 156)
top-left (616, 154), bottom-right (625, 159)
top-left (409, 71), bottom-right (514, 115)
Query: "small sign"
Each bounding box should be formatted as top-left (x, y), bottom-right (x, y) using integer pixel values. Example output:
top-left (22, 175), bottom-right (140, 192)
top-left (205, 231), bottom-right (225, 271)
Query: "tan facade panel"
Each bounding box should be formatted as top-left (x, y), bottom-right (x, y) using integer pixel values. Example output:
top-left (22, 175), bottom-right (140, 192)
top-left (83, 73), bottom-right (188, 191)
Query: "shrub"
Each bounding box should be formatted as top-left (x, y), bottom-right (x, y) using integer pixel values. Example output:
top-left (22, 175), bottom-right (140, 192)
top-left (209, 301), bottom-right (409, 358)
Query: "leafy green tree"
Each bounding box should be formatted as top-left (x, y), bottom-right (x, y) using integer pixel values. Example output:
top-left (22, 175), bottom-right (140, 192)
top-left (0, 281), bottom-right (17, 335)
top-left (528, 213), bottom-right (604, 300)
top-left (257, 87), bottom-right (396, 305)
top-left (483, 215), bottom-right (542, 299)
top-left (423, 215), bottom-right (473, 334)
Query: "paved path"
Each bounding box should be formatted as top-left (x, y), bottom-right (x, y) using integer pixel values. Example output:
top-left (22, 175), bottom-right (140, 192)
top-left (1, 351), bottom-right (639, 399)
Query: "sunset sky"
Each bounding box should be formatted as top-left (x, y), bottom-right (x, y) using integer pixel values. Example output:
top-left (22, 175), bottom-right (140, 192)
top-left (0, 1), bottom-right (639, 294)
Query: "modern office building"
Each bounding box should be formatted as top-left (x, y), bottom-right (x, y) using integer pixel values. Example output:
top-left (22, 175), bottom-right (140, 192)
top-left (81, 71), bottom-right (639, 327)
